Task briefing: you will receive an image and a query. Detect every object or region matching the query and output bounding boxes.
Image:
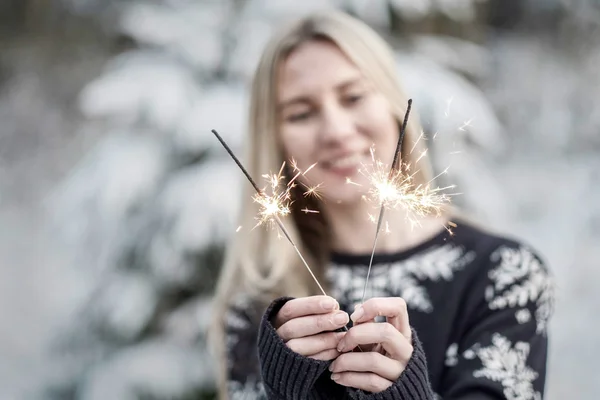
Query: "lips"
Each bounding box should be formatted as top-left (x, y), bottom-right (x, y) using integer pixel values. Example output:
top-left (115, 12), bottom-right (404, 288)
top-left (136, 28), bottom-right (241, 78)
top-left (324, 153), bottom-right (363, 169)
top-left (320, 151), bottom-right (369, 177)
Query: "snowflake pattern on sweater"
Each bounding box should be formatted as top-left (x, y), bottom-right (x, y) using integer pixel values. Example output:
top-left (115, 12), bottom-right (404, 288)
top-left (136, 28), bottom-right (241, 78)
top-left (327, 243), bottom-right (476, 312)
top-left (223, 222), bottom-right (554, 399)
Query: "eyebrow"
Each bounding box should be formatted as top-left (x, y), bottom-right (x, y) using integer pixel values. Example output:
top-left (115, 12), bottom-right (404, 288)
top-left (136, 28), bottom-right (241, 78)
top-left (278, 77), bottom-right (364, 110)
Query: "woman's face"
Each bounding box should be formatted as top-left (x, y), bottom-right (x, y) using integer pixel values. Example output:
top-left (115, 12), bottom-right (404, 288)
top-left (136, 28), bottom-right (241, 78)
top-left (277, 40), bottom-right (398, 206)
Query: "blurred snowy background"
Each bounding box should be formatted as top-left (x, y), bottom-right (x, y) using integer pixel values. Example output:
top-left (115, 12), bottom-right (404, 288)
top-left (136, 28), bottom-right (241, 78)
top-left (1, 0), bottom-right (599, 398)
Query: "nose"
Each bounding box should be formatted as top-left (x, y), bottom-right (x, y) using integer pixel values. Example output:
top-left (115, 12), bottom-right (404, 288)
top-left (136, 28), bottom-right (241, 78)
top-left (319, 102), bottom-right (354, 145)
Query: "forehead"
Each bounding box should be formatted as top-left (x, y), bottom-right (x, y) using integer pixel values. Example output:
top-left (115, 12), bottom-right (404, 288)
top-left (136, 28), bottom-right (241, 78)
top-left (278, 40), bottom-right (362, 98)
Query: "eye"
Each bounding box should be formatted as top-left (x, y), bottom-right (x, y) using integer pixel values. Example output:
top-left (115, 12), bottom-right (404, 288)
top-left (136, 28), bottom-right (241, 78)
top-left (286, 110), bottom-right (313, 123)
top-left (343, 93), bottom-right (365, 105)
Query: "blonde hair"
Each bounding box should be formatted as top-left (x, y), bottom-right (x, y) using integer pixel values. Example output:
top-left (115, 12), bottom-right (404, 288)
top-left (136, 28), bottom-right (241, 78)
top-left (209, 10), bottom-right (435, 399)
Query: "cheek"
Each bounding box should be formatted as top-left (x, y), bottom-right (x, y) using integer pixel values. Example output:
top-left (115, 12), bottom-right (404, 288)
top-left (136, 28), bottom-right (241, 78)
top-left (360, 103), bottom-right (398, 155)
top-left (280, 128), bottom-right (316, 164)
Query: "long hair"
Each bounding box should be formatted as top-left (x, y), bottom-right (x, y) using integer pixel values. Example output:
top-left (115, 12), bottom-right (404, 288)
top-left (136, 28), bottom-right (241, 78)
top-left (209, 10), bottom-right (436, 399)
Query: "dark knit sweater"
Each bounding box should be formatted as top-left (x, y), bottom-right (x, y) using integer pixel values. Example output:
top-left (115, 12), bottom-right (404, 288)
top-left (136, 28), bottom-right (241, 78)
top-left (224, 221), bottom-right (554, 399)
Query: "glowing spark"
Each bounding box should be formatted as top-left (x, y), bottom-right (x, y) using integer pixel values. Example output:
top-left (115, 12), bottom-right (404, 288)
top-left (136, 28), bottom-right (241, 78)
top-left (445, 97), bottom-right (453, 117)
top-left (444, 220), bottom-right (458, 236)
top-left (346, 177), bottom-right (361, 186)
top-left (303, 182), bottom-right (323, 200)
top-left (458, 118), bottom-right (473, 131)
top-left (290, 158), bottom-right (300, 172)
top-left (236, 226), bottom-right (242, 232)
top-left (410, 130), bottom-right (426, 154)
top-left (415, 149), bottom-right (428, 164)
top-left (359, 155), bottom-right (454, 221)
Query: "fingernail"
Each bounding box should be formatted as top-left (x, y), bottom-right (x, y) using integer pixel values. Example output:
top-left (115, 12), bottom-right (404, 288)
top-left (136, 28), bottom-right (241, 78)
top-left (350, 306), bottom-right (364, 322)
top-left (337, 340), bottom-right (345, 352)
top-left (321, 298), bottom-right (337, 310)
top-left (328, 363), bottom-right (334, 371)
top-left (331, 373), bottom-right (340, 381)
top-left (333, 312), bottom-right (348, 325)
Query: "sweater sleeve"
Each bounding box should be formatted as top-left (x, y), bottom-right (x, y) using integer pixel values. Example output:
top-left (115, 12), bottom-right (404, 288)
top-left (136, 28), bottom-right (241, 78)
top-left (438, 243), bottom-right (555, 399)
top-left (223, 295), bottom-right (268, 399)
top-left (257, 297), bottom-right (347, 400)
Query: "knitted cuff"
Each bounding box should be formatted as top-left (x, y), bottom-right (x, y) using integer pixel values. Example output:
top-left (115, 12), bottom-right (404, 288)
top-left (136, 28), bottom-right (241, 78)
top-left (257, 297), bottom-right (332, 400)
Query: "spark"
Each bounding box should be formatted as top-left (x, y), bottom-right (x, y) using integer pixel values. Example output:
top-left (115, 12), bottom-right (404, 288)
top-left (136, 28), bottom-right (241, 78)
top-left (346, 177), bottom-right (361, 186)
top-left (249, 161), bottom-right (321, 230)
top-left (445, 96), bottom-right (453, 117)
top-left (415, 149), bottom-right (428, 164)
top-left (357, 99), bottom-right (458, 304)
top-left (303, 182), bottom-right (323, 200)
top-left (410, 130), bottom-right (426, 154)
top-left (458, 118), bottom-right (473, 131)
top-left (211, 129), bottom-right (326, 296)
top-left (236, 226), bottom-right (242, 232)
top-left (359, 151), bottom-right (455, 221)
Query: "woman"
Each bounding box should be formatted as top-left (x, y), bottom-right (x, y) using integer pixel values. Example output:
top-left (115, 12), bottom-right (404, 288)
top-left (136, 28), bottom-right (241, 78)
top-left (210, 10), bottom-right (554, 400)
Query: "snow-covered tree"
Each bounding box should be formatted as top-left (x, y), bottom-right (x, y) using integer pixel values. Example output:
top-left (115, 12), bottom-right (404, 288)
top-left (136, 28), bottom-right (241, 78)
top-left (34, 0), bottom-right (599, 398)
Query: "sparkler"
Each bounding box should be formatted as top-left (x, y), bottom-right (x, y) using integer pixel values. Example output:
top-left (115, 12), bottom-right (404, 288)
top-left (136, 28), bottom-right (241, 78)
top-left (213, 129), bottom-right (364, 347)
top-left (358, 100), bottom-right (456, 304)
top-left (211, 129), bottom-right (327, 296)
top-left (358, 100), bottom-right (413, 304)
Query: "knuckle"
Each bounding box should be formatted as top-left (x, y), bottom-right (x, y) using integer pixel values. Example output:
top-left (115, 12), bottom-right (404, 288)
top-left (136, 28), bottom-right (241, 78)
top-left (286, 338), bottom-right (300, 353)
top-left (397, 297), bottom-right (407, 312)
top-left (367, 374), bottom-right (380, 392)
top-left (316, 315), bottom-right (330, 331)
top-left (405, 344), bottom-right (414, 362)
top-left (280, 304), bottom-right (293, 319)
top-left (321, 332), bottom-right (334, 348)
top-left (343, 329), bottom-right (354, 345)
top-left (382, 322), bottom-right (397, 341)
top-left (278, 325), bottom-right (293, 340)
top-left (367, 352), bottom-right (379, 369)
top-left (398, 343), bottom-right (413, 365)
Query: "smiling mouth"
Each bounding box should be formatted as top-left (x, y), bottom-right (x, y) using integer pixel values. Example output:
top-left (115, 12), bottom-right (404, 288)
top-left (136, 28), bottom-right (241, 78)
top-left (321, 152), bottom-right (370, 176)
top-left (324, 154), bottom-right (362, 168)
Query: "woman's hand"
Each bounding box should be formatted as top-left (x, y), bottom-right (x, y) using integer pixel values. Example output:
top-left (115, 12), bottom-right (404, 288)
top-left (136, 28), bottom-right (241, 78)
top-left (328, 297), bottom-right (413, 393)
top-left (272, 295), bottom-right (350, 361)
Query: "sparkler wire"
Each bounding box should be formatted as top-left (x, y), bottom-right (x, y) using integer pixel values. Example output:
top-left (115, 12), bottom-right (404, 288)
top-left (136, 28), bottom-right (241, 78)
top-left (360, 99), bottom-right (413, 305)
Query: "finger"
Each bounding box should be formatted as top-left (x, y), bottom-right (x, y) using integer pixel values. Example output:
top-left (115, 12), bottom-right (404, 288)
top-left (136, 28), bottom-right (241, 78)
top-left (273, 296), bottom-right (338, 328)
top-left (338, 322), bottom-right (413, 363)
top-left (277, 311), bottom-right (349, 341)
top-left (350, 303), bottom-right (373, 327)
top-left (331, 371), bottom-right (393, 393)
top-left (330, 352), bottom-right (404, 381)
top-left (350, 297), bottom-right (411, 340)
top-left (286, 331), bottom-right (346, 356)
top-left (309, 348), bottom-right (341, 361)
